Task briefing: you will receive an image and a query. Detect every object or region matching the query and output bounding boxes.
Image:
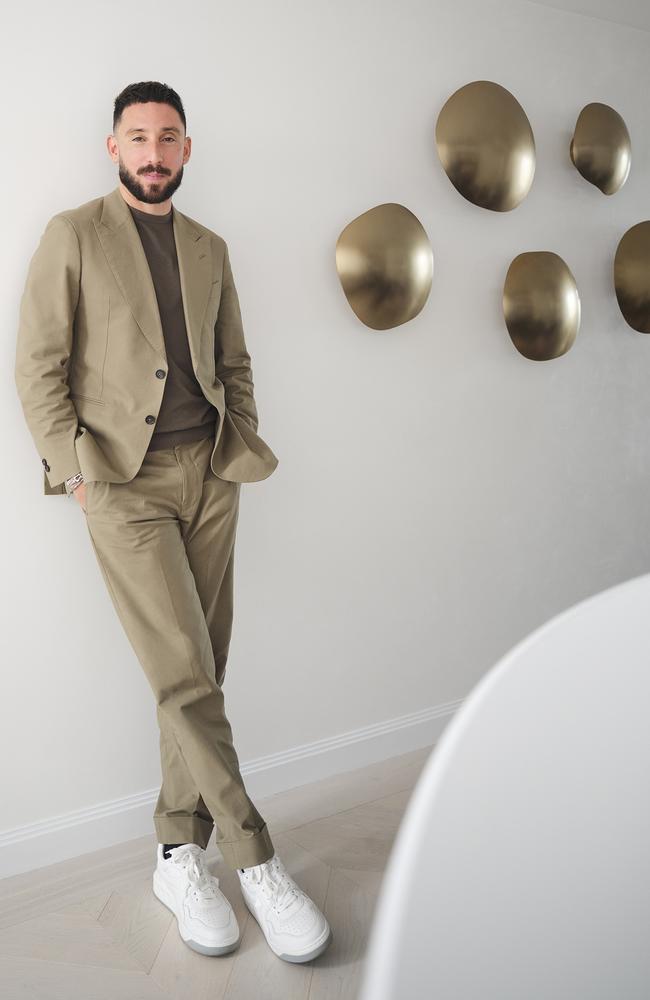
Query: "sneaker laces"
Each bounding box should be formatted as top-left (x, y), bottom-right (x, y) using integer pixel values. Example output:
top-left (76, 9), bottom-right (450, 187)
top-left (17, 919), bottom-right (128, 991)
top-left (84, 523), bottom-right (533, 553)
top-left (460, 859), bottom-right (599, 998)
top-left (249, 855), bottom-right (301, 913)
top-left (169, 844), bottom-right (221, 898)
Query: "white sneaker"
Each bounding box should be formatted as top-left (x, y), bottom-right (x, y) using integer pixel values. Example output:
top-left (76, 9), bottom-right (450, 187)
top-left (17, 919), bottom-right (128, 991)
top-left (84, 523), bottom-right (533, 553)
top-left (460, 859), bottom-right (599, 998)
top-left (237, 853), bottom-right (332, 963)
top-left (153, 843), bottom-right (240, 956)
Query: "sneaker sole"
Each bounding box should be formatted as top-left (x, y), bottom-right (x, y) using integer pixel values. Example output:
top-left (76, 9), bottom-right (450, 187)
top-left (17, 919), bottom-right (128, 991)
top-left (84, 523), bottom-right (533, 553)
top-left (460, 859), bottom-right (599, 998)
top-left (153, 871), bottom-right (240, 956)
top-left (241, 890), bottom-right (333, 962)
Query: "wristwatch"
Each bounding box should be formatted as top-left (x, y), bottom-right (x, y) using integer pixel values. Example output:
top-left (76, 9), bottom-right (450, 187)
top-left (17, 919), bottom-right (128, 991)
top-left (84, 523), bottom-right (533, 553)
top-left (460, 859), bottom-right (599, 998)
top-left (65, 471), bottom-right (84, 496)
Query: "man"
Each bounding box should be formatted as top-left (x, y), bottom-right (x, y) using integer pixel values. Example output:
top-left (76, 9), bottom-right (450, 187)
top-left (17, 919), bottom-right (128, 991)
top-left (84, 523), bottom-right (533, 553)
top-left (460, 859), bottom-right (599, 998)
top-left (14, 80), bottom-right (331, 964)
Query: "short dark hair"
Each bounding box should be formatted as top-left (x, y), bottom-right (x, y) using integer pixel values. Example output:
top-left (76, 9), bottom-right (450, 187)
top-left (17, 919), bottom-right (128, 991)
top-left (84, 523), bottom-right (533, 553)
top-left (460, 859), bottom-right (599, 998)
top-left (113, 81), bottom-right (186, 134)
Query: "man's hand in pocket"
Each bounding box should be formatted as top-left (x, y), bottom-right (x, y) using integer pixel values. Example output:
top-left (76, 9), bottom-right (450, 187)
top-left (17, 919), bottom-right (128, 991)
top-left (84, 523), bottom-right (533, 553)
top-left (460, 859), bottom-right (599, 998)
top-left (72, 483), bottom-right (87, 513)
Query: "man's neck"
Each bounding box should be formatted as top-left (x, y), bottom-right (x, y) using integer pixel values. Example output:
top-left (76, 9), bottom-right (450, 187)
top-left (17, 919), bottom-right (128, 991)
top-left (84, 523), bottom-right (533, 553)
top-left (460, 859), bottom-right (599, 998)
top-left (118, 183), bottom-right (172, 216)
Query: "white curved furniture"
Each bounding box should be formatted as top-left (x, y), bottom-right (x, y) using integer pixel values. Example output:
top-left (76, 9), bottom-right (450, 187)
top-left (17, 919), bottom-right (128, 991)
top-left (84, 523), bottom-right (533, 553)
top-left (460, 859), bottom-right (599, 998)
top-left (358, 573), bottom-right (650, 1000)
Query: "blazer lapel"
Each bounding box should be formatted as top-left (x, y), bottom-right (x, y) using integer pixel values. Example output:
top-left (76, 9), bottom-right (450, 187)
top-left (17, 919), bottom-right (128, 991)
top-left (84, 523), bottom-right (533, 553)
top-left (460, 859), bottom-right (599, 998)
top-left (94, 185), bottom-right (213, 374)
top-left (172, 202), bottom-right (214, 376)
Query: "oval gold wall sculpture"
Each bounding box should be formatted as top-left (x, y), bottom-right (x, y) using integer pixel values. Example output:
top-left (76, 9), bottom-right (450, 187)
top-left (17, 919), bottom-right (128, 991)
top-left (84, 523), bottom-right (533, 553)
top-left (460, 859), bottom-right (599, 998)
top-left (435, 80), bottom-right (536, 212)
top-left (335, 203), bottom-right (433, 330)
top-left (614, 222), bottom-right (650, 332)
top-left (503, 252), bottom-right (581, 360)
top-left (570, 103), bottom-right (631, 195)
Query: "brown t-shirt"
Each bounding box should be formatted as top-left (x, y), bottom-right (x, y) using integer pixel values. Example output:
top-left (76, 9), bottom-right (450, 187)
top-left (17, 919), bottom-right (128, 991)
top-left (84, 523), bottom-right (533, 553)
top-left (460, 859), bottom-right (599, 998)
top-left (128, 202), bottom-right (219, 452)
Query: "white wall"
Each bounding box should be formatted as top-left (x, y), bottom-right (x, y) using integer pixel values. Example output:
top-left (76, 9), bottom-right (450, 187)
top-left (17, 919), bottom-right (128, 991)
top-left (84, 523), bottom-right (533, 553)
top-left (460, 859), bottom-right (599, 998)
top-left (2, 0), bottom-right (650, 875)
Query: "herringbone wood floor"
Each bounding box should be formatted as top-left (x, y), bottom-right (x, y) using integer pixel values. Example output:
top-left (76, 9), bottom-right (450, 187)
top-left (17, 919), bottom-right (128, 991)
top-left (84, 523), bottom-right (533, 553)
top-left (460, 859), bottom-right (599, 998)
top-left (0, 746), bottom-right (431, 1000)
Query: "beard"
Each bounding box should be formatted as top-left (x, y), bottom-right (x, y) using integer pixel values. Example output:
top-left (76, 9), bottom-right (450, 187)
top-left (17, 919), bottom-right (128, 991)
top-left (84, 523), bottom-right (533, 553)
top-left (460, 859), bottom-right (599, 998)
top-left (119, 161), bottom-right (184, 204)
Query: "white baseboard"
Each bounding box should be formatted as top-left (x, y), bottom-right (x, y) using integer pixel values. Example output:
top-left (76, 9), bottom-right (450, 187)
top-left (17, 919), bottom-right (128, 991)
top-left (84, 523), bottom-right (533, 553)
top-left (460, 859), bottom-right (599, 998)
top-left (0, 700), bottom-right (461, 879)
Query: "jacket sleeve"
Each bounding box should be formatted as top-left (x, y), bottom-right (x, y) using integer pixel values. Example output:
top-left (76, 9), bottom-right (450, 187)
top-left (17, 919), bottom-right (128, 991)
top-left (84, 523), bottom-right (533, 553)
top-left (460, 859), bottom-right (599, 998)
top-left (15, 214), bottom-right (82, 490)
top-left (214, 242), bottom-right (260, 434)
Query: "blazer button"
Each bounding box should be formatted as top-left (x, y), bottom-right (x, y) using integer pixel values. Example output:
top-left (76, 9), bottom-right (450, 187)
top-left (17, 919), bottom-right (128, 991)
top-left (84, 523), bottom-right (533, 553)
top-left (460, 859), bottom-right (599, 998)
top-left (42, 458), bottom-right (50, 471)
top-left (155, 369), bottom-right (166, 379)
top-left (145, 415), bottom-right (156, 424)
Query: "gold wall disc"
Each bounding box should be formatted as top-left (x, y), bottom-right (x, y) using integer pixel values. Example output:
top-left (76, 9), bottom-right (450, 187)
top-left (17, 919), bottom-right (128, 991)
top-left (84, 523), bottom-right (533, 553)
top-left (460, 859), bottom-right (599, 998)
top-left (335, 203), bottom-right (433, 330)
top-left (503, 252), bottom-right (581, 360)
top-left (435, 80), bottom-right (536, 212)
top-left (614, 221), bottom-right (650, 332)
top-left (570, 102), bottom-right (631, 195)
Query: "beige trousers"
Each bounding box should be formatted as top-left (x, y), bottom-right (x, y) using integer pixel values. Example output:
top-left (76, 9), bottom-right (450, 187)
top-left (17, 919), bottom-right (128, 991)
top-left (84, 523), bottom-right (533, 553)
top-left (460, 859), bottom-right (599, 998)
top-left (83, 433), bottom-right (275, 870)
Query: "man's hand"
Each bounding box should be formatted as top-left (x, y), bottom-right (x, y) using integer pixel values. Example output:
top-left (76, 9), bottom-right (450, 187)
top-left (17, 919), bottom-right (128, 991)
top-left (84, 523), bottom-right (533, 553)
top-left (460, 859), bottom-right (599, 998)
top-left (72, 483), bottom-right (87, 513)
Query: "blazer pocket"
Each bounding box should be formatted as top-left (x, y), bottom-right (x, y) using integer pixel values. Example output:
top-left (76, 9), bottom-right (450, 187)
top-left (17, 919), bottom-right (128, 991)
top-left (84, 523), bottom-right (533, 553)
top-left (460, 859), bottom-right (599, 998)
top-left (70, 393), bottom-right (106, 405)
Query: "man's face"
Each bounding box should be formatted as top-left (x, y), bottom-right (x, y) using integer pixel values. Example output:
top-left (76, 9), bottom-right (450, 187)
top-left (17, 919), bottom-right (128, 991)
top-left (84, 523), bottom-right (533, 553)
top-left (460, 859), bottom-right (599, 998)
top-left (107, 102), bottom-right (191, 205)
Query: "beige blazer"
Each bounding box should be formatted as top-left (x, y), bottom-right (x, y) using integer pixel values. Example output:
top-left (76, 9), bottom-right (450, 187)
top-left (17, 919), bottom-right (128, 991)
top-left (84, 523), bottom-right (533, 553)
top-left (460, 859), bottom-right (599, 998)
top-left (15, 185), bottom-right (279, 495)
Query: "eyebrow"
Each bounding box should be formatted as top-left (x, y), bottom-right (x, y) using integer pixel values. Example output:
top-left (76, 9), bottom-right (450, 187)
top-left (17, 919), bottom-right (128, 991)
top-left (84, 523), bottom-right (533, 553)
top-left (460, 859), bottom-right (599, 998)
top-left (125, 126), bottom-right (182, 135)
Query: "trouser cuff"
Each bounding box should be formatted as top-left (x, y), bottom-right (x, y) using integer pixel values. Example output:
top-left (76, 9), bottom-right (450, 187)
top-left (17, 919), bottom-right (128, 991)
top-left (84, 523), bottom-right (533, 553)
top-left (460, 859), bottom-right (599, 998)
top-left (217, 822), bottom-right (275, 870)
top-left (154, 815), bottom-right (214, 851)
